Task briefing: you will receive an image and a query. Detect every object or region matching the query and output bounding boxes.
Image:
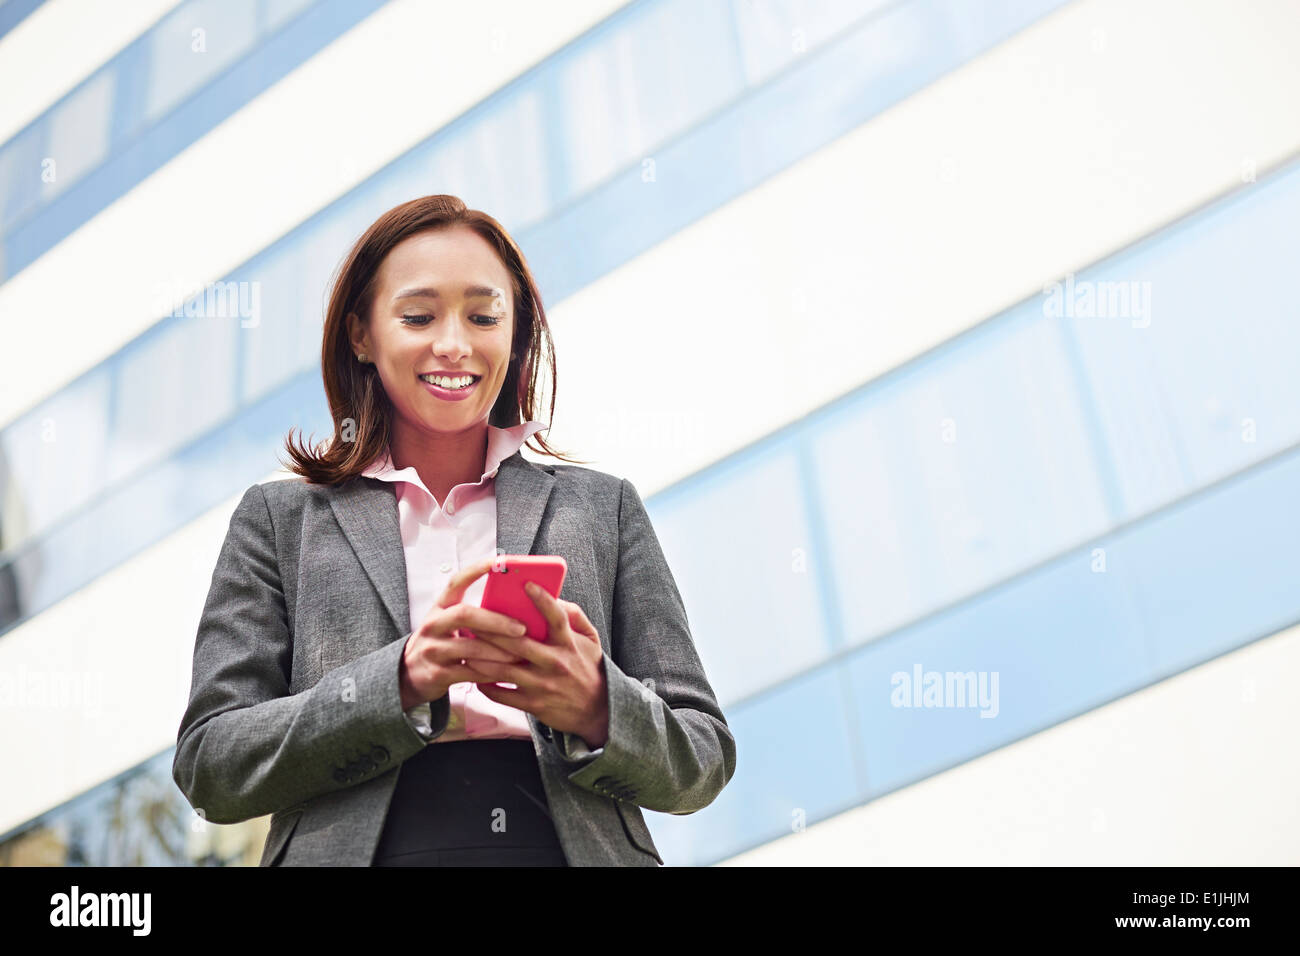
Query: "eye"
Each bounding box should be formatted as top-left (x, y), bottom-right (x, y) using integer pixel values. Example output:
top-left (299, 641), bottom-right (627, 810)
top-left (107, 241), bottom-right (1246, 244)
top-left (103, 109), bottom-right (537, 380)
top-left (401, 314), bottom-right (501, 327)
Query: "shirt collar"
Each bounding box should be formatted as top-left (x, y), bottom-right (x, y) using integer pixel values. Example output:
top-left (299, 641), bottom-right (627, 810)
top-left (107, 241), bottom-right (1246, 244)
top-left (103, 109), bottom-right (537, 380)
top-left (361, 420), bottom-right (549, 492)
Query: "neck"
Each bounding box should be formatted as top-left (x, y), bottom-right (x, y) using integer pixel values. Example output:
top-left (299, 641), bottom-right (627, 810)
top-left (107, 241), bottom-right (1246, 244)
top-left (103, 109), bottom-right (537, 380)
top-left (389, 419), bottom-right (490, 505)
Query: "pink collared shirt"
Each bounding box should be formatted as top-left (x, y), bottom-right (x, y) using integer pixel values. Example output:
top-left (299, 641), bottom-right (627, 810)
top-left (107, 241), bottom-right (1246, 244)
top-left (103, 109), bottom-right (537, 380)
top-left (361, 420), bottom-right (550, 743)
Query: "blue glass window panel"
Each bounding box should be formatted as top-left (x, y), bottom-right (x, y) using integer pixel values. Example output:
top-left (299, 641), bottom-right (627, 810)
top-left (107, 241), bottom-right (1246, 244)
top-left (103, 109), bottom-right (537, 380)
top-left (5, 368), bottom-right (330, 619)
top-left (42, 70), bottom-right (116, 202)
top-left (238, 254), bottom-right (296, 404)
top-left (18, 512), bottom-right (94, 611)
top-left (239, 248), bottom-right (322, 403)
top-left (0, 126), bottom-right (29, 224)
top-left (1065, 163), bottom-right (1300, 520)
top-left (144, 0), bottom-right (261, 123)
top-left (263, 0), bottom-right (315, 32)
top-left (556, 0), bottom-right (741, 199)
top-left (1121, 449), bottom-right (1300, 678)
top-left (812, 312), bottom-right (1112, 648)
top-left (847, 544), bottom-right (1149, 799)
top-left (290, 215), bottom-right (359, 359)
top-left (730, 0), bottom-right (892, 87)
top-left (645, 665), bottom-right (860, 864)
top-left (0, 372), bottom-right (111, 550)
top-left (651, 446), bottom-right (833, 705)
top-left (109, 310), bottom-right (238, 485)
top-left (421, 87), bottom-right (552, 230)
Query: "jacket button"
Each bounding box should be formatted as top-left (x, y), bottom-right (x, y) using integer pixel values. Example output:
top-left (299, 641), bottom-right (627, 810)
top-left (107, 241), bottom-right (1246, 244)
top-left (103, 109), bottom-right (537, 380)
top-left (371, 745), bottom-right (390, 763)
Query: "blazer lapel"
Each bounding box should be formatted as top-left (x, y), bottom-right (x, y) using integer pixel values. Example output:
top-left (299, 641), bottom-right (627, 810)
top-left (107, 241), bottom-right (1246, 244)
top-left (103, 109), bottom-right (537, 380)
top-left (494, 449), bottom-right (556, 559)
top-left (327, 448), bottom-right (557, 639)
top-left (328, 477), bottom-right (411, 637)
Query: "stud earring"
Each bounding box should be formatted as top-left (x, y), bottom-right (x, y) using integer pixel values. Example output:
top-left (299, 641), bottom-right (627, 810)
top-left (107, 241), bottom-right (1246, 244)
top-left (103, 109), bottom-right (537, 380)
top-left (356, 353), bottom-right (369, 363)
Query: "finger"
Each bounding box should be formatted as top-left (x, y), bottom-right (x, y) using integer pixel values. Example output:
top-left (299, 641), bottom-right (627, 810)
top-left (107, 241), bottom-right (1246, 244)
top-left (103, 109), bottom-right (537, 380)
top-left (460, 657), bottom-right (534, 688)
top-left (438, 660), bottom-right (509, 687)
top-left (561, 600), bottom-right (599, 641)
top-left (442, 634), bottom-right (529, 665)
top-left (526, 581), bottom-right (573, 647)
top-left (449, 605), bottom-right (529, 639)
top-left (471, 627), bottom-right (551, 666)
top-left (435, 556), bottom-right (496, 609)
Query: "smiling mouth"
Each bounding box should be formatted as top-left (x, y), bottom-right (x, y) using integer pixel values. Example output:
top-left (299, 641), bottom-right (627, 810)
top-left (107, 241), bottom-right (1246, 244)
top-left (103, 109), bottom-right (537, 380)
top-left (417, 372), bottom-right (481, 390)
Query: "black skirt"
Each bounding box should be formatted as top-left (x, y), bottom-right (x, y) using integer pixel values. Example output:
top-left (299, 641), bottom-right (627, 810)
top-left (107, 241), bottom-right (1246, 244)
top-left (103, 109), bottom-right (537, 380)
top-left (371, 738), bottom-right (569, 867)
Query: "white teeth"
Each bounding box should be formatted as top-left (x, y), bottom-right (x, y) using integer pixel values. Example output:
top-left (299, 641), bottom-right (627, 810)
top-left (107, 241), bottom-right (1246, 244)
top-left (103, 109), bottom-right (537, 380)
top-left (420, 374), bottom-right (475, 389)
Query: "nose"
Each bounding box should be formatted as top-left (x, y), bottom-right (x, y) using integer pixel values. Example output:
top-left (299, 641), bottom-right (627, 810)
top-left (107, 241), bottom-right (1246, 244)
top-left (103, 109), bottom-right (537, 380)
top-left (431, 312), bottom-right (472, 363)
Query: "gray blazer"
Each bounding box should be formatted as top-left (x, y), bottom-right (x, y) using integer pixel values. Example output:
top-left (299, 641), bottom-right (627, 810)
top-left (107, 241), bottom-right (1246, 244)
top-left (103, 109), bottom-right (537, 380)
top-left (172, 448), bottom-right (736, 866)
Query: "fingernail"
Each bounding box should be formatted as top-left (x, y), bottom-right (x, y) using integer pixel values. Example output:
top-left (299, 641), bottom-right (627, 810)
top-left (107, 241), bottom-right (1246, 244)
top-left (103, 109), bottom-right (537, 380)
top-left (513, 624), bottom-right (526, 636)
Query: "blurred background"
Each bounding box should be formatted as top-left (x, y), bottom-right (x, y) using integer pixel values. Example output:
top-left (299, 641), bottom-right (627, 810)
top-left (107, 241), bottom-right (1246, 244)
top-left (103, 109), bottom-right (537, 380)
top-left (0, 0), bottom-right (1297, 866)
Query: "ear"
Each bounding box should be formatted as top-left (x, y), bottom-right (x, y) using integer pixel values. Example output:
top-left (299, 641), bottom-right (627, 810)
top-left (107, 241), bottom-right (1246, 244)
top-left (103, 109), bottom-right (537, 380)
top-left (346, 311), bottom-right (368, 356)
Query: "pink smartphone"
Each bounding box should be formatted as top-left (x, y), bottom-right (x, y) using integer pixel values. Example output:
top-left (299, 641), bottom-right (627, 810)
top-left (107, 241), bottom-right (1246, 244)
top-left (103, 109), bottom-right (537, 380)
top-left (477, 554), bottom-right (567, 642)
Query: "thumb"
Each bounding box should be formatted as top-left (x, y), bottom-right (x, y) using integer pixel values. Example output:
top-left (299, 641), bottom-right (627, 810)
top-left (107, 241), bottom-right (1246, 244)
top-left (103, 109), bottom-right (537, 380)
top-left (437, 555), bottom-right (495, 609)
top-left (563, 601), bottom-right (599, 640)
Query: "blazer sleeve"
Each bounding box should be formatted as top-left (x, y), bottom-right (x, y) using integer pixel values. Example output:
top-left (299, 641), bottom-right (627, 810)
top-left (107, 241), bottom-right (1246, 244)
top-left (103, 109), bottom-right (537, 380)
top-left (171, 483), bottom-right (440, 825)
top-left (552, 477), bottom-right (737, 814)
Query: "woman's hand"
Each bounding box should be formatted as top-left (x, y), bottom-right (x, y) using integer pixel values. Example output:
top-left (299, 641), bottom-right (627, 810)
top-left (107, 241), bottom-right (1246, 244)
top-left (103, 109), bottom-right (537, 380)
top-left (398, 556), bottom-right (531, 711)
top-left (461, 582), bottom-right (609, 749)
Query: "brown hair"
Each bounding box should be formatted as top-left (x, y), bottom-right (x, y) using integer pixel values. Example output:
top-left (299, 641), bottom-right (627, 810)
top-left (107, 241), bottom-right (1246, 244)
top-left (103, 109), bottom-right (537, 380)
top-left (280, 195), bottom-right (589, 485)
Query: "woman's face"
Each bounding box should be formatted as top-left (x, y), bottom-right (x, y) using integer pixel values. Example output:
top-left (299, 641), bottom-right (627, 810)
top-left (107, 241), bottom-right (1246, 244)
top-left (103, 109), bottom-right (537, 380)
top-left (350, 225), bottom-right (515, 438)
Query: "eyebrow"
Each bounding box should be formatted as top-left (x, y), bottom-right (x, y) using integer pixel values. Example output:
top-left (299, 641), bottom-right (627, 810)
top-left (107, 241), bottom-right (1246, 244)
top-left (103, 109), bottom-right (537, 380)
top-left (392, 285), bottom-right (505, 303)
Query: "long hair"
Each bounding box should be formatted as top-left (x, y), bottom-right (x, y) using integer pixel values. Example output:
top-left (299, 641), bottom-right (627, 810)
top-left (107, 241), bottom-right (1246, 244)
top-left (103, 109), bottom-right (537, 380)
top-left (280, 195), bottom-right (587, 484)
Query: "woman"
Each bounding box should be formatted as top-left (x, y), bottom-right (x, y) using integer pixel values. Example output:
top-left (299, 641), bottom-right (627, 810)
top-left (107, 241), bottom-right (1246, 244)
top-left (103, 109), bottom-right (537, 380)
top-left (172, 195), bottom-right (736, 866)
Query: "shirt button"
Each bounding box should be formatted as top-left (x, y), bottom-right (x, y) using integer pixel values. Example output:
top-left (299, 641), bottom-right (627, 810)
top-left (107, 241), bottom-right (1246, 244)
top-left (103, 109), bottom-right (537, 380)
top-left (438, 562), bottom-right (452, 574)
top-left (446, 501), bottom-right (455, 514)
